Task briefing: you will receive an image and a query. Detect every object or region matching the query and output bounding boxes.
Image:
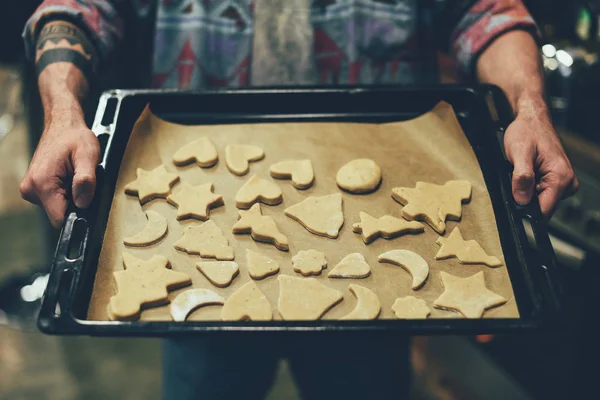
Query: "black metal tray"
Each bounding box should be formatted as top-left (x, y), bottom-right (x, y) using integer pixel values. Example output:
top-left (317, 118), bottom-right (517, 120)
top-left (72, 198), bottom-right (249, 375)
top-left (38, 86), bottom-right (563, 336)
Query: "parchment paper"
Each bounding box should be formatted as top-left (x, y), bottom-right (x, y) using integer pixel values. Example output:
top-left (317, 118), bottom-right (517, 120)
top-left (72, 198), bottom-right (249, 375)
top-left (87, 102), bottom-right (519, 321)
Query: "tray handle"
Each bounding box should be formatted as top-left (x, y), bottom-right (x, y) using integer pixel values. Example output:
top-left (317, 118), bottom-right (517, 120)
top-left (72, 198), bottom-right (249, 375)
top-left (91, 90), bottom-right (124, 167)
top-left (485, 85), bottom-right (564, 313)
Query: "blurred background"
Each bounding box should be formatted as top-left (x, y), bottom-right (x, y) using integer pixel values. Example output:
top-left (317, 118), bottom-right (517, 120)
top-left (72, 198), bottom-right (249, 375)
top-left (1, 1), bottom-right (599, 399)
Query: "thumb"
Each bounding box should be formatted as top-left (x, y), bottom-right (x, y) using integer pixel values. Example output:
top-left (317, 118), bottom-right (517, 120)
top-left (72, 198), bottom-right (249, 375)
top-left (71, 143), bottom-right (99, 209)
top-left (507, 141), bottom-right (536, 206)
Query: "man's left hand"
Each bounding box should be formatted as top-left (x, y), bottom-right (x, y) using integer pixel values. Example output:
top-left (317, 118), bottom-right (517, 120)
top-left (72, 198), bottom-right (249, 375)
top-left (504, 109), bottom-right (579, 218)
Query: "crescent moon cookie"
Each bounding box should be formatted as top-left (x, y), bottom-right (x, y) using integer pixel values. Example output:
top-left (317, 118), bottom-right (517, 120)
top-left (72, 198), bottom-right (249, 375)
top-left (336, 159), bottom-right (382, 194)
top-left (170, 289), bottom-right (224, 322)
top-left (225, 144), bottom-right (264, 176)
top-left (435, 227), bottom-right (502, 267)
top-left (378, 250), bottom-right (429, 290)
top-left (172, 137), bottom-right (218, 167)
top-left (391, 180), bottom-right (471, 234)
top-left (284, 193), bottom-right (344, 239)
top-left (269, 159), bottom-right (315, 189)
top-left (221, 281), bottom-right (272, 321)
top-left (340, 284), bottom-right (381, 320)
top-left (352, 211), bottom-right (424, 244)
top-left (235, 175), bottom-right (283, 209)
top-left (108, 253), bottom-right (192, 321)
top-left (277, 275), bottom-right (343, 320)
top-left (123, 210), bottom-right (168, 247)
top-left (124, 165), bottom-right (180, 204)
top-left (167, 182), bottom-right (224, 221)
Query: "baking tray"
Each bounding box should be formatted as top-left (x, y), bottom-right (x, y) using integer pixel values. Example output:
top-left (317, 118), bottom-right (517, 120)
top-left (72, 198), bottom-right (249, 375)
top-left (38, 86), bottom-right (563, 336)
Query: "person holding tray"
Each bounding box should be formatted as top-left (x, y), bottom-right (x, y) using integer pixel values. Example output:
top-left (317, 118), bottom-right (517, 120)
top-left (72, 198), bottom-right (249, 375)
top-left (19, 1), bottom-right (578, 399)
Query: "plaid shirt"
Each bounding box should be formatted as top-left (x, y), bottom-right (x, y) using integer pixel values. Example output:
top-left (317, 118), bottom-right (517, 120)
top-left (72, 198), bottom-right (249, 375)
top-left (23, 0), bottom-right (539, 88)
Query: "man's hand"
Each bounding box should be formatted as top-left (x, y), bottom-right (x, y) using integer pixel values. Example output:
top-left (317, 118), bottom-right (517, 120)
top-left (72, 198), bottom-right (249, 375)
top-left (20, 109), bottom-right (99, 228)
top-left (504, 108), bottom-right (578, 218)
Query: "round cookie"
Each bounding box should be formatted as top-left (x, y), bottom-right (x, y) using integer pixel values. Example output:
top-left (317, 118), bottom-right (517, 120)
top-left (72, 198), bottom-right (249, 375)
top-left (336, 159), bottom-right (382, 194)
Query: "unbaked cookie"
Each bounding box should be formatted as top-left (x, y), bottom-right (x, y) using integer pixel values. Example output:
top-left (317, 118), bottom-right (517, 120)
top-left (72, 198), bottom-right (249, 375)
top-left (284, 193), bottom-right (344, 239)
top-left (391, 296), bottom-right (431, 319)
top-left (170, 288), bottom-right (224, 322)
top-left (391, 180), bottom-right (471, 234)
top-left (336, 159), bottom-right (382, 194)
top-left (292, 249), bottom-right (327, 276)
top-left (433, 271), bottom-right (507, 318)
top-left (327, 253), bottom-right (371, 279)
top-left (270, 159), bottom-right (314, 189)
top-left (124, 165), bottom-right (180, 204)
top-left (108, 253), bottom-right (191, 321)
top-left (225, 144), bottom-right (264, 176)
top-left (221, 281), bottom-right (272, 321)
top-left (232, 203), bottom-right (289, 251)
top-left (246, 249), bottom-right (280, 280)
top-left (167, 182), bottom-right (224, 221)
top-left (123, 210), bottom-right (168, 247)
top-left (378, 250), bottom-right (429, 290)
top-left (173, 220), bottom-right (234, 260)
top-left (236, 175), bottom-right (283, 209)
top-left (173, 137), bottom-right (218, 167)
top-left (340, 284), bottom-right (381, 320)
top-left (352, 211), bottom-right (424, 244)
top-left (435, 227), bottom-right (502, 267)
top-left (277, 275), bottom-right (343, 320)
top-left (196, 261), bottom-right (239, 288)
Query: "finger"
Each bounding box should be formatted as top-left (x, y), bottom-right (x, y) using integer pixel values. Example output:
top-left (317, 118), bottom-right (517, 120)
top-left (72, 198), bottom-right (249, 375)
top-left (19, 178), bottom-right (42, 206)
top-left (537, 185), bottom-right (560, 218)
top-left (39, 190), bottom-right (68, 228)
top-left (71, 144), bottom-right (99, 209)
top-left (508, 147), bottom-right (536, 206)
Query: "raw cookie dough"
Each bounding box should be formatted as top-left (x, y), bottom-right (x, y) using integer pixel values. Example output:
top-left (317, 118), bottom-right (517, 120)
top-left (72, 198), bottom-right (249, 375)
top-left (435, 227), bottom-right (502, 267)
top-left (173, 220), bottom-right (234, 260)
top-left (170, 288), bottom-right (224, 322)
top-left (352, 211), bottom-right (424, 244)
top-left (269, 159), bottom-right (314, 189)
top-left (108, 253), bottom-right (192, 321)
top-left (225, 144), bottom-right (264, 176)
top-left (433, 271), bottom-right (507, 318)
top-left (246, 249), bottom-right (280, 280)
top-left (172, 137), bottom-right (218, 167)
top-left (284, 193), bottom-right (344, 239)
top-left (378, 250), bottom-right (429, 290)
top-left (340, 284), bottom-right (381, 320)
top-left (123, 210), bottom-right (168, 247)
top-left (391, 180), bottom-right (472, 234)
top-left (124, 165), bottom-right (180, 204)
top-left (292, 249), bottom-right (327, 276)
top-left (327, 253), bottom-right (371, 279)
top-left (391, 296), bottom-right (431, 319)
top-left (336, 159), bottom-right (382, 194)
top-left (221, 281), bottom-right (272, 321)
top-left (167, 182), bottom-right (224, 221)
top-left (196, 261), bottom-right (239, 288)
top-left (232, 203), bottom-right (289, 251)
top-left (277, 275), bottom-right (343, 320)
top-left (236, 175), bottom-right (283, 209)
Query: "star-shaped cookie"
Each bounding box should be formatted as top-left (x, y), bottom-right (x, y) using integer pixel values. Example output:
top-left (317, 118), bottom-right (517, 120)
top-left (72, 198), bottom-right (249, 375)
top-left (124, 165), bottom-right (180, 204)
top-left (435, 227), bottom-right (502, 267)
top-left (232, 203), bottom-right (289, 251)
top-left (391, 180), bottom-right (471, 234)
top-left (352, 211), bottom-right (424, 243)
top-left (433, 271), bottom-right (507, 318)
top-left (167, 182), bottom-right (224, 221)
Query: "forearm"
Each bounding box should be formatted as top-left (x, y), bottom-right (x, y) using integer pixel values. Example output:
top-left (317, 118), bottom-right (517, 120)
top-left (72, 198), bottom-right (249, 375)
top-left (35, 20), bottom-right (95, 127)
top-left (476, 30), bottom-right (548, 120)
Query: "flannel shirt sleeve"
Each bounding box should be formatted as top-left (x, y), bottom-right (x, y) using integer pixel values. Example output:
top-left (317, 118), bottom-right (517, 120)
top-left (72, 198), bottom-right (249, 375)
top-left (22, 0), bottom-right (125, 73)
top-left (451, 0), bottom-right (541, 78)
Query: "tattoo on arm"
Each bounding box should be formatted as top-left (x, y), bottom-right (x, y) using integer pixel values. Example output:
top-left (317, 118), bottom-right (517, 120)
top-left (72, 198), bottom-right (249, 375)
top-left (35, 21), bottom-right (96, 80)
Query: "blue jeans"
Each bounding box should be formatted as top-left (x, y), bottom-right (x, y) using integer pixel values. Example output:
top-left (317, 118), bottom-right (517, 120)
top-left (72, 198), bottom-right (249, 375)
top-left (162, 335), bottom-right (411, 400)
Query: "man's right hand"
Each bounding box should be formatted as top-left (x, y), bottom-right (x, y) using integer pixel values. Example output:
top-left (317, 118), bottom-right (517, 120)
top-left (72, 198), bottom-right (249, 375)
top-left (20, 108), bottom-right (100, 228)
